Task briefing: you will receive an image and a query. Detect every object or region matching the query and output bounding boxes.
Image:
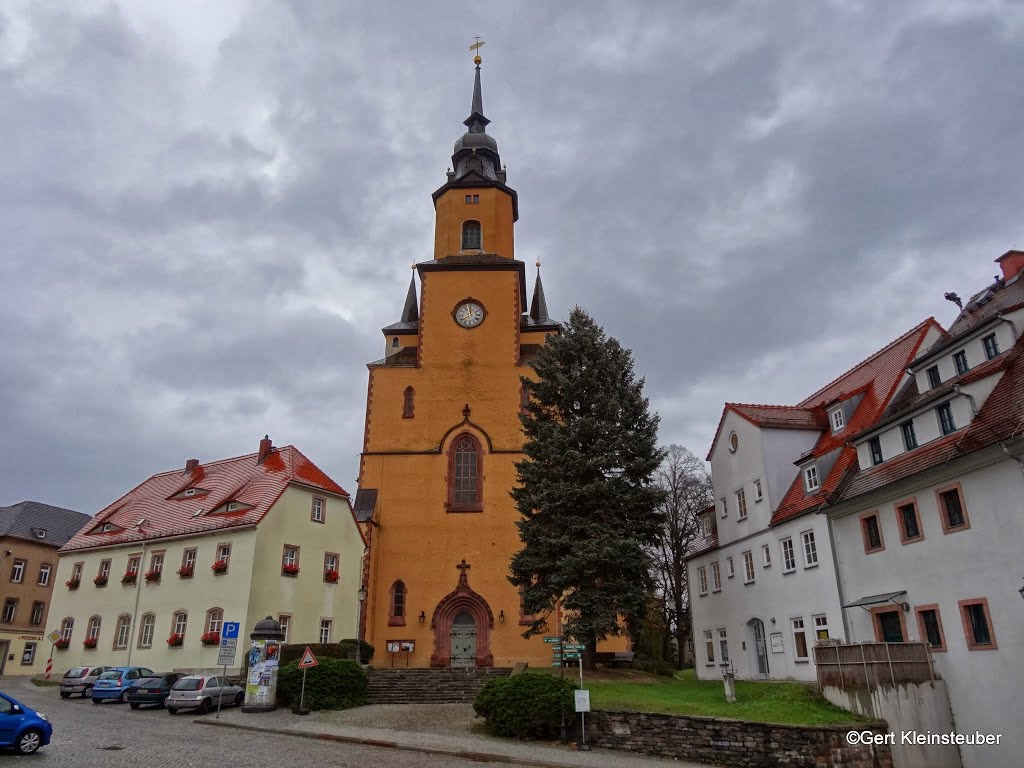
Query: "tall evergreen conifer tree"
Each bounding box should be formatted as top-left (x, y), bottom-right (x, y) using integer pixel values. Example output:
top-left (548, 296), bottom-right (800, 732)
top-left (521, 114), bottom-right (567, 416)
top-left (510, 307), bottom-right (666, 656)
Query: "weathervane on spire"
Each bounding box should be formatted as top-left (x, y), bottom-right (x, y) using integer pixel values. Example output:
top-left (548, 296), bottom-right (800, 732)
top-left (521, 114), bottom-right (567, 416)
top-left (469, 36), bottom-right (485, 66)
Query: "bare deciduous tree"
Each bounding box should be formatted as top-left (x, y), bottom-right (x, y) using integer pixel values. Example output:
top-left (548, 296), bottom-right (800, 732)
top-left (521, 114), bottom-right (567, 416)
top-left (651, 444), bottom-right (713, 668)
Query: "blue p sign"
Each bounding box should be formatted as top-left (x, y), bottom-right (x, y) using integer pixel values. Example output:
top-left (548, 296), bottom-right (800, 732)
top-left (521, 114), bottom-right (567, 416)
top-left (222, 622), bottom-right (240, 639)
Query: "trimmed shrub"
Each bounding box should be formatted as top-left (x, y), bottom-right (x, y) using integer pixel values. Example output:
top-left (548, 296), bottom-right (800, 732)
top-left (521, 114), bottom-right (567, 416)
top-left (276, 657), bottom-right (367, 711)
top-left (337, 638), bottom-right (375, 663)
top-left (473, 673), bottom-right (577, 739)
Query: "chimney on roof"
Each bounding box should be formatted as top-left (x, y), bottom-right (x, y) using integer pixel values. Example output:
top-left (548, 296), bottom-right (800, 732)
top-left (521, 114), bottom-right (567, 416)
top-left (996, 250), bottom-right (1024, 281)
top-left (258, 434), bottom-right (272, 464)
top-left (184, 458), bottom-right (199, 474)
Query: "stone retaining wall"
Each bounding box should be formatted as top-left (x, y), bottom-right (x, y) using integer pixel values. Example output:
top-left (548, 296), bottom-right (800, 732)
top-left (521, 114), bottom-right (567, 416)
top-left (589, 710), bottom-right (893, 768)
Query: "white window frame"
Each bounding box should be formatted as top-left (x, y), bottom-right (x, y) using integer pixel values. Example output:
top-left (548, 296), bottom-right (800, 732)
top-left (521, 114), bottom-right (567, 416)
top-left (115, 616), bottom-right (131, 649)
top-left (38, 563), bottom-right (51, 587)
top-left (697, 566), bottom-right (708, 596)
top-left (71, 563), bottom-right (83, 582)
top-left (319, 618), bottom-right (332, 644)
top-left (829, 407), bottom-right (845, 432)
top-left (726, 556), bottom-right (735, 578)
top-left (742, 550), bottom-right (755, 584)
top-left (311, 497), bottom-right (325, 523)
top-left (720, 497), bottom-right (727, 518)
top-left (803, 465), bottom-right (820, 492)
top-left (718, 628), bottom-right (729, 665)
top-left (792, 617), bottom-right (808, 661)
top-left (278, 614), bottom-right (291, 643)
top-left (813, 613), bottom-right (829, 641)
top-left (700, 516), bottom-right (712, 537)
top-left (761, 543), bottom-right (771, 567)
top-left (711, 561), bottom-right (721, 591)
top-left (704, 629), bottom-right (715, 665)
top-left (11, 560), bottom-right (25, 583)
top-left (150, 552), bottom-right (164, 574)
top-left (324, 553), bottom-right (338, 572)
top-left (781, 537), bottom-right (796, 573)
top-left (173, 611), bottom-right (188, 636)
top-left (182, 548), bottom-right (197, 569)
top-left (87, 616), bottom-right (101, 640)
top-left (139, 615), bottom-right (155, 647)
top-left (753, 479), bottom-right (763, 502)
top-left (735, 488), bottom-right (747, 520)
top-left (801, 530), bottom-right (818, 568)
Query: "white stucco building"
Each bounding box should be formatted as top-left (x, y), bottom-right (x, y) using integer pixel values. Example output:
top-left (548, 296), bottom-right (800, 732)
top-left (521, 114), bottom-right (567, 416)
top-left (687, 319), bottom-right (942, 681)
top-left (824, 251), bottom-right (1024, 768)
top-left (49, 436), bottom-right (365, 674)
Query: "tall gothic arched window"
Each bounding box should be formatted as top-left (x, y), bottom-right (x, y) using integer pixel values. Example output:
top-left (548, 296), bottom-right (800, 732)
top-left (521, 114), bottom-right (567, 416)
top-left (461, 220), bottom-right (482, 250)
top-left (448, 433), bottom-right (482, 511)
top-left (403, 386), bottom-right (415, 419)
top-left (389, 580), bottom-right (406, 626)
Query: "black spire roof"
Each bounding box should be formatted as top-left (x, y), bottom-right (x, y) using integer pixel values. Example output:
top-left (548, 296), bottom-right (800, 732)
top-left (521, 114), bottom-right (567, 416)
top-left (529, 266), bottom-right (550, 324)
top-left (400, 271), bottom-right (419, 323)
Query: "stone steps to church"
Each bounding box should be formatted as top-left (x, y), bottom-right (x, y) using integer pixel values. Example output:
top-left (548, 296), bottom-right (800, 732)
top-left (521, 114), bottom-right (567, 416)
top-left (364, 667), bottom-right (512, 705)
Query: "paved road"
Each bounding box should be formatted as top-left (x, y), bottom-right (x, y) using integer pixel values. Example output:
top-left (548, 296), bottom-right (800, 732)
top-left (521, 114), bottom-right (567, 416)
top-left (1, 678), bottom-right (494, 767)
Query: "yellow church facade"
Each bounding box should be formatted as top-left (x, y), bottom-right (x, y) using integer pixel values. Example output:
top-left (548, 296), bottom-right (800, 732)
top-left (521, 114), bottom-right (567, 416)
top-left (354, 59), bottom-right (563, 668)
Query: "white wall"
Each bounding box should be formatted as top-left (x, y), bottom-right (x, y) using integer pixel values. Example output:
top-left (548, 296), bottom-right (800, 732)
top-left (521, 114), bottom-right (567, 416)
top-left (831, 457), bottom-right (1024, 768)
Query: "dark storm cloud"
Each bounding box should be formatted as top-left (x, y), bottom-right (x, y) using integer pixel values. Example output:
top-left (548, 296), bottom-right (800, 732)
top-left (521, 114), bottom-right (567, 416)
top-left (1, 0), bottom-right (1022, 514)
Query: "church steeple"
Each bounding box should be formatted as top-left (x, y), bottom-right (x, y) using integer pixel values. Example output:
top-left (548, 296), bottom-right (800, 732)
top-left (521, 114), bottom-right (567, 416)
top-left (529, 261), bottom-right (550, 324)
top-left (400, 270), bottom-right (419, 323)
top-left (447, 57), bottom-right (505, 185)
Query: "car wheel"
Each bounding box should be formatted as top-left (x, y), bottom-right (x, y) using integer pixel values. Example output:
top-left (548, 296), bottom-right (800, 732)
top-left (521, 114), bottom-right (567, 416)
top-left (60, 692), bottom-right (71, 699)
top-left (118, 690), bottom-right (128, 704)
top-left (82, 685), bottom-right (93, 698)
top-left (167, 707), bottom-right (178, 715)
top-left (16, 728), bottom-right (43, 755)
top-left (92, 697), bottom-right (102, 705)
top-left (129, 702), bottom-right (140, 710)
top-left (234, 692), bottom-right (244, 707)
top-left (198, 698), bottom-right (212, 715)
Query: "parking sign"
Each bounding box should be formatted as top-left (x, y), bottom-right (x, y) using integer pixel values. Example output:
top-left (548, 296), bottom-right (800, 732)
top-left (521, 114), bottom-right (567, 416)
top-left (222, 622), bottom-right (240, 640)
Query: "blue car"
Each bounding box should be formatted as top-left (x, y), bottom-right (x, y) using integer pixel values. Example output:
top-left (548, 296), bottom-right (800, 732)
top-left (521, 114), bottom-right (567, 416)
top-left (91, 666), bottom-right (154, 704)
top-left (0, 691), bottom-right (52, 755)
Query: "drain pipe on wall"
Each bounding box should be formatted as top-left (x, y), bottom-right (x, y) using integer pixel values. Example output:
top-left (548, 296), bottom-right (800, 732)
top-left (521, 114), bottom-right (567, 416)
top-left (953, 385), bottom-right (978, 417)
top-left (1000, 443), bottom-right (1024, 480)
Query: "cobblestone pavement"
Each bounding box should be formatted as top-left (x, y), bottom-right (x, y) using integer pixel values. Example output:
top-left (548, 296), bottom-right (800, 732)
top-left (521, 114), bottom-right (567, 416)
top-left (0, 677), bottom-right (496, 767)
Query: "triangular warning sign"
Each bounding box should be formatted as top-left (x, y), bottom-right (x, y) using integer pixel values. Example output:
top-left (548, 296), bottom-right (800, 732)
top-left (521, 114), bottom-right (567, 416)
top-left (297, 646), bottom-right (319, 669)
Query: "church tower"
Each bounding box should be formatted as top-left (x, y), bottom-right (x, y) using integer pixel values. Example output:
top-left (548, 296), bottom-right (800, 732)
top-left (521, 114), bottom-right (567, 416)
top-left (355, 54), bottom-right (558, 668)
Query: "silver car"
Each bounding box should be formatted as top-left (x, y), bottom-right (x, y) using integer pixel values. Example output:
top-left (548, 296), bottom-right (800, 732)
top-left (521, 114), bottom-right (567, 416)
top-left (59, 666), bottom-right (114, 699)
top-left (165, 675), bottom-right (244, 715)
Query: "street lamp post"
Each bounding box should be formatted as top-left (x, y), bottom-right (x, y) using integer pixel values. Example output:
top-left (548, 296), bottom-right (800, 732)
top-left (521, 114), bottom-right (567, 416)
top-left (356, 585), bottom-right (367, 665)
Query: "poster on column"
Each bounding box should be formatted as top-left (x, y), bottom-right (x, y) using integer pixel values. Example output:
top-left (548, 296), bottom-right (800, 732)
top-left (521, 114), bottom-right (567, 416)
top-left (244, 639), bottom-right (281, 706)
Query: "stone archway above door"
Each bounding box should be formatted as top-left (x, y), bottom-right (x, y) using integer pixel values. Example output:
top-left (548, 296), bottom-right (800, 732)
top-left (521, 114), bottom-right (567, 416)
top-left (430, 559), bottom-right (494, 668)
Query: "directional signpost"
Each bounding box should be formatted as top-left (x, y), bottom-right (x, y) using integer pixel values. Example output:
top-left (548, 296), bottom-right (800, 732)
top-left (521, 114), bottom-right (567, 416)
top-left (216, 622), bottom-right (240, 719)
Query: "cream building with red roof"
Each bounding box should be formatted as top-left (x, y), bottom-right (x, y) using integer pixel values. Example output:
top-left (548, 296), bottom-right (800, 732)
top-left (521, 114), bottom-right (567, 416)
top-left (824, 251), bottom-right (1024, 768)
top-left (49, 436), bottom-right (364, 674)
top-left (687, 317), bottom-right (943, 682)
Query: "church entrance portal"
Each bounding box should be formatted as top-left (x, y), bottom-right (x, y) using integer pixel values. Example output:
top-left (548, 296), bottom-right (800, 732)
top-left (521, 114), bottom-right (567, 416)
top-left (450, 611), bottom-right (478, 668)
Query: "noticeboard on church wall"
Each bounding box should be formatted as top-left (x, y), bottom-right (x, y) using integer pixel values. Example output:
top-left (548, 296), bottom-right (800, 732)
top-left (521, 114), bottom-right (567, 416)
top-left (770, 632), bottom-right (785, 654)
top-left (387, 640), bottom-right (415, 653)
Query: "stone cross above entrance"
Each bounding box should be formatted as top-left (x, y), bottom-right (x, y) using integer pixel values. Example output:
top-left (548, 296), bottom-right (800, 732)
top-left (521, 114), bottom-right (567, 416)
top-left (457, 559), bottom-right (471, 585)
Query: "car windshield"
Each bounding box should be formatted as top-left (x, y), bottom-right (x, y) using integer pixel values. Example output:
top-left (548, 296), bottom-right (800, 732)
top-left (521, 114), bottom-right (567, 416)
top-left (65, 667), bottom-right (88, 678)
top-left (173, 678), bottom-right (203, 691)
top-left (98, 671), bottom-right (122, 680)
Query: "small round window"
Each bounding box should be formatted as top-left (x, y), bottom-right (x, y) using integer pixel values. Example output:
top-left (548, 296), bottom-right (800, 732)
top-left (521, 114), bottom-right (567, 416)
top-left (728, 432), bottom-right (739, 453)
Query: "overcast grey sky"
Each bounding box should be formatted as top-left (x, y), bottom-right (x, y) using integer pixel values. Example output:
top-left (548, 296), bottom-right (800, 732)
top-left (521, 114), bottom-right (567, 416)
top-left (3, 1), bottom-right (1022, 515)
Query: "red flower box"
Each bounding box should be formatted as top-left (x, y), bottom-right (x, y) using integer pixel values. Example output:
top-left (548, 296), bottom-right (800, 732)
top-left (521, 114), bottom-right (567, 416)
top-left (211, 560), bottom-right (229, 574)
top-left (167, 633), bottom-right (184, 647)
top-left (200, 632), bottom-right (220, 646)
top-left (83, 637), bottom-right (97, 649)
top-left (93, 576), bottom-right (108, 587)
top-left (66, 578), bottom-right (80, 590)
top-left (324, 569), bottom-right (339, 583)
top-left (144, 569), bottom-right (161, 583)
top-left (177, 565), bottom-right (194, 578)
top-left (54, 638), bottom-right (70, 650)
top-left (281, 563), bottom-right (300, 576)
top-left (121, 570), bottom-right (138, 585)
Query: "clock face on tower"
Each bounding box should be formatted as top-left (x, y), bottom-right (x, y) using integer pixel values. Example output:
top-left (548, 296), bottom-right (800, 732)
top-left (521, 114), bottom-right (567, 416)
top-left (454, 300), bottom-right (485, 328)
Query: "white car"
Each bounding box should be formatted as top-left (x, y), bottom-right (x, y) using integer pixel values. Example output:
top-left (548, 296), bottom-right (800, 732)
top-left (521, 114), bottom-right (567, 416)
top-left (165, 675), bottom-right (244, 715)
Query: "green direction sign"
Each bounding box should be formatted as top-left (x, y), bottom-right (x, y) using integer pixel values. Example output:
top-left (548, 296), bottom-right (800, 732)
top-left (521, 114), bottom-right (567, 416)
top-left (543, 637), bottom-right (562, 644)
top-left (562, 652), bottom-right (582, 660)
top-left (563, 644), bottom-right (587, 651)
top-left (551, 661), bottom-right (562, 667)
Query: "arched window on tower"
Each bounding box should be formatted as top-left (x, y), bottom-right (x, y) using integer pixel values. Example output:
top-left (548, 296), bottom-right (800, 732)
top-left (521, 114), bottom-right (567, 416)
top-left (389, 580), bottom-right (406, 626)
top-left (461, 220), bottom-right (482, 250)
top-left (403, 386), bottom-right (415, 419)
top-left (447, 433), bottom-right (482, 511)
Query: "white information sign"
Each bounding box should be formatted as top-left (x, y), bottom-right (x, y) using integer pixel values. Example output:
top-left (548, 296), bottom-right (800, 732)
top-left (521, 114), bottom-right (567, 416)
top-left (574, 689), bottom-right (591, 713)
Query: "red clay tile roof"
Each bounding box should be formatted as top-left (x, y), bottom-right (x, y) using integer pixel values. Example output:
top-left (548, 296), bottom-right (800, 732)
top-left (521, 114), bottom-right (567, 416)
top-left (704, 405), bottom-right (825, 460)
top-left (770, 319), bottom-right (941, 526)
top-left (840, 335), bottom-right (1024, 500)
top-left (60, 445), bottom-right (351, 553)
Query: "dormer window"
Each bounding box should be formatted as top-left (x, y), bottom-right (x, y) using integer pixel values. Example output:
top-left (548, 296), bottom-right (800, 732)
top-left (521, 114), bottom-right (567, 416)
top-left (937, 402), bottom-right (956, 435)
top-left (184, 489), bottom-right (196, 497)
top-left (869, 437), bottom-right (883, 466)
top-left (700, 516), bottom-right (712, 537)
top-left (803, 465), bottom-right (820, 493)
top-left (926, 366), bottom-right (941, 389)
top-left (901, 421), bottom-right (918, 450)
top-left (227, 502), bottom-right (238, 512)
top-left (829, 408), bottom-right (845, 432)
top-left (461, 220), bottom-right (482, 250)
top-left (953, 350), bottom-right (968, 375)
top-left (982, 333), bottom-right (999, 360)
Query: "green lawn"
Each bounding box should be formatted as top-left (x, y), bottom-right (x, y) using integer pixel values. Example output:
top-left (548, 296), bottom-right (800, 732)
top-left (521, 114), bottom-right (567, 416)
top-left (536, 668), bottom-right (865, 726)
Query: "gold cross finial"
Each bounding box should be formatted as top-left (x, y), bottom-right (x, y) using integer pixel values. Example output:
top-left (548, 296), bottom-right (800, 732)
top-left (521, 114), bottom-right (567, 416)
top-left (469, 36), bottom-right (485, 65)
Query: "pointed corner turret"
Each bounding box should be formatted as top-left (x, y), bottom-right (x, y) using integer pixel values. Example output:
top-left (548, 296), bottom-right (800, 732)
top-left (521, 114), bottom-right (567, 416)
top-left (529, 261), bottom-right (550, 324)
top-left (401, 271), bottom-right (419, 323)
